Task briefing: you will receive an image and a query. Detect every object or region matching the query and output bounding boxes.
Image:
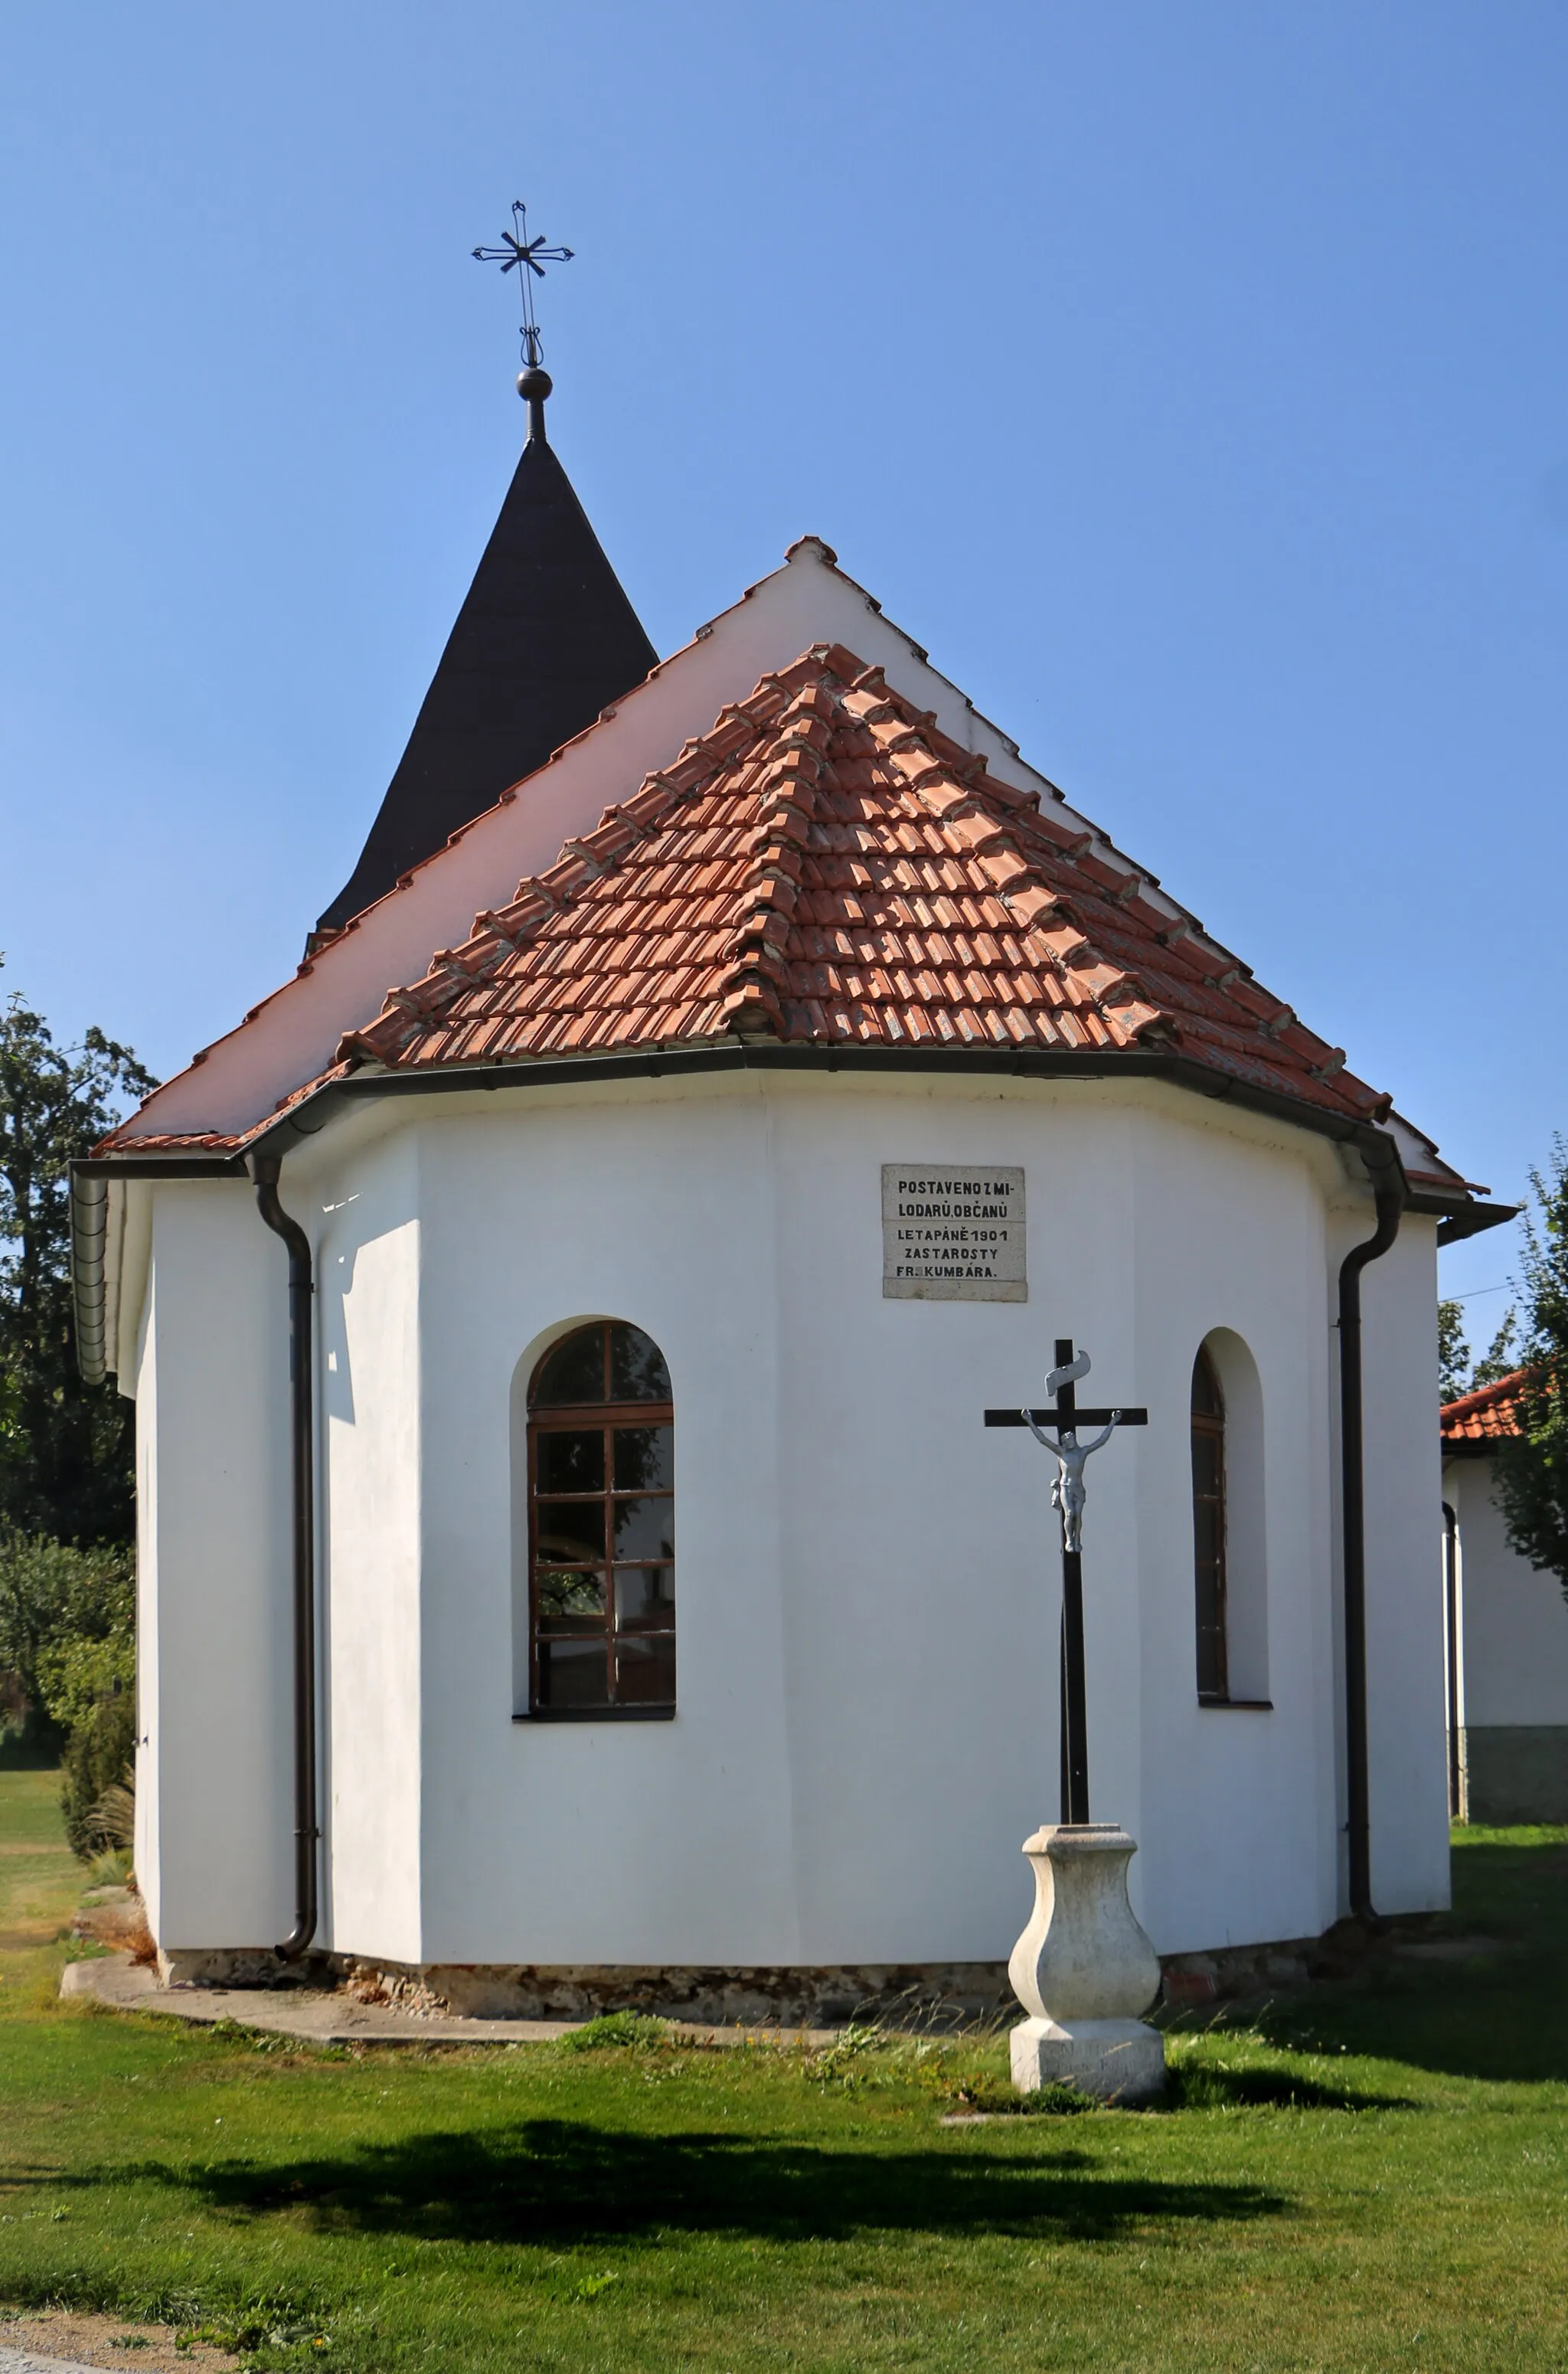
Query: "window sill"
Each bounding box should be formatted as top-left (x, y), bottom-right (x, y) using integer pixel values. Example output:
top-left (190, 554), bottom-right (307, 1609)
top-left (514, 1708), bottom-right (676, 1724)
top-left (1197, 1695), bottom-right (1273, 1712)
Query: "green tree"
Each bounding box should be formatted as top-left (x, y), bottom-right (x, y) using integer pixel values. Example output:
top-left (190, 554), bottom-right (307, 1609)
top-left (0, 971), bottom-right (155, 1544)
top-left (0, 1532), bottom-right (132, 1718)
top-left (0, 1532), bottom-right (136, 1846)
top-left (1472, 1308), bottom-right (1520, 1391)
top-left (1492, 1136), bottom-right (1568, 1603)
top-left (1439, 1299), bottom-right (1471, 1404)
top-left (1438, 1298), bottom-right (1517, 1405)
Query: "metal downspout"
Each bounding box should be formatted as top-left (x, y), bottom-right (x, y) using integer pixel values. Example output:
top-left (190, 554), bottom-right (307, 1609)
top-left (1338, 1133), bottom-right (1407, 1922)
top-left (248, 1154), bottom-right (319, 1961)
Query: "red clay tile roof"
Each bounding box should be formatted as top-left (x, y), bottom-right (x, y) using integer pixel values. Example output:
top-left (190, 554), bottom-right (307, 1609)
top-left (332, 643), bottom-right (1391, 1123)
top-left (1441, 1369), bottom-right (1528, 1443)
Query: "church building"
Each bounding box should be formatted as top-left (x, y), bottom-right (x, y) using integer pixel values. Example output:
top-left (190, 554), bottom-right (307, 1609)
top-left (73, 348), bottom-right (1509, 2016)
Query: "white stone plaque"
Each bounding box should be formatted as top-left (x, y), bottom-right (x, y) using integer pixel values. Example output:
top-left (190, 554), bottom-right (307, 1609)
top-left (881, 1164), bottom-right (1027, 1300)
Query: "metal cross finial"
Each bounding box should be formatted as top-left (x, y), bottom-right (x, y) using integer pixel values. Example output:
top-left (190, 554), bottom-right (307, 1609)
top-left (472, 200), bottom-right (574, 368)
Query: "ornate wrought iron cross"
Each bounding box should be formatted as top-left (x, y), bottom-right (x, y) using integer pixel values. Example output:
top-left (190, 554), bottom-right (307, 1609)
top-left (472, 200), bottom-right (574, 368)
top-left (986, 1341), bottom-right (1146, 1825)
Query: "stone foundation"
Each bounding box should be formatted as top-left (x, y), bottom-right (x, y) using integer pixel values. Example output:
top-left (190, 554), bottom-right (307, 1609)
top-left (340, 1960), bottom-right (1018, 2026)
top-left (152, 1931), bottom-right (1410, 2019)
top-left (158, 1944), bottom-right (307, 1990)
top-left (151, 1951), bottom-right (1015, 2022)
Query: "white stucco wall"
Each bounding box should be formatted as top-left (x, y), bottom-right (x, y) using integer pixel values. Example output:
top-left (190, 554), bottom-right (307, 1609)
top-left (1354, 1215), bottom-right (1450, 1911)
top-left (1130, 1112), bottom-right (1343, 1950)
top-left (243, 1069), bottom-right (1448, 1968)
top-left (410, 1088), bottom-right (798, 1965)
top-left (315, 1133), bottom-right (424, 1962)
top-left (132, 1184), bottom-right (294, 1949)
top-left (1445, 1457), bottom-right (1568, 1729)
top-left (127, 1069), bottom-right (1453, 1967)
top-left (132, 1272), bottom-right (160, 1937)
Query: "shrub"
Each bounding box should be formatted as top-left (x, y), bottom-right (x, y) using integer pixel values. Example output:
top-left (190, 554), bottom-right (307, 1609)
top-left (0, 1532), bottom-right (136, 1854)
top-left (62, 1690), bottom-right (137, 1859)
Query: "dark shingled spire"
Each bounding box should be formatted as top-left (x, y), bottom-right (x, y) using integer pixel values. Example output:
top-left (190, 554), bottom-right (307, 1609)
top-left (315, 390), bottom-right (658, 942)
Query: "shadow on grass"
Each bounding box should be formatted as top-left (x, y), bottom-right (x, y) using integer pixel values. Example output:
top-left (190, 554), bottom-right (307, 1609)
top-left (1248, 1839), bottom-right (1568, 2087)
top-left (1166, 2063), bottom-right (1414, 2112)
top-left (108, 2120), bottom-right (1286, 2245)
top-left (0, 1728), bottom-right (62, 1771)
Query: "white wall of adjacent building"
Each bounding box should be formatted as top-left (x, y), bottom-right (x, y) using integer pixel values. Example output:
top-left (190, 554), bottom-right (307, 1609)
top-left (122, 1070), bottom-right (1452, 1970)
top-left (1445, 1461), bottom-right (1568, 1727)
top-left (1443, 1453), bottom-right (1568, 1822)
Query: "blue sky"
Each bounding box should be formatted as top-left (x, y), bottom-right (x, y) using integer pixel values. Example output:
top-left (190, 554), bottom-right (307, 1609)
top-left (2, 1), bottom-right (1562, 1319)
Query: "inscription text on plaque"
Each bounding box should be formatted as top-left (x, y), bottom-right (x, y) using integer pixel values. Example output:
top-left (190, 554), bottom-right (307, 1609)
top-left (881, 1164), bottom-right (1026, 1301)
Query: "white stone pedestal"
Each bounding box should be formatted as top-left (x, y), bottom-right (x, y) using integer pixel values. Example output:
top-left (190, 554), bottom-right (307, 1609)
top-left (1008, 1822), bottom-right (1165, 2105)
top-left (1011, 2015), bottom-right (1166, 2104)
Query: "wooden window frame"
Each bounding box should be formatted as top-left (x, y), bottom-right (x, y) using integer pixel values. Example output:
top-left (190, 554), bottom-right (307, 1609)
top-left (525, 1322), bottom-right (675, 1723)
top-left (1191, 1344), bottom-right (1230, 1705)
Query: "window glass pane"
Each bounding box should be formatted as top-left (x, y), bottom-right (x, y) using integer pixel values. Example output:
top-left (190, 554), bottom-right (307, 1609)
top-left (536, 1499), bottom-right (606, 1561)
top-left (1196, 1620), bottom-right (1227, 1699)
top-left (535, 1566), bottom-right (606, 1628)
top-left (535, 1326), bottom-right (606, 1407)
top-left (1193, 1394), bottom-right (1227, 1697)
top-left (612, 1496), bottom-right (675, 1561)
top-left (616, 1632), bottom-right (676, 1705)
top-left (538, 1637), bottom-right (612, 1708)
top-left (528, 1323), bottom-right (675, 1717)
top-left (613, 1424), bottom-right (673, 1492)
top-left (616, 1565), bottom-right (675, 1630)
top-left (610, 1323), bottom-right (671, 1404)
top-left (537, 1429), bottom-right (605, 1495)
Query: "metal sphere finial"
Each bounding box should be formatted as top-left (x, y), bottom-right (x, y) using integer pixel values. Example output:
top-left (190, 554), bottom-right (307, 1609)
top-left (516, 362), bottom-right (553, 444)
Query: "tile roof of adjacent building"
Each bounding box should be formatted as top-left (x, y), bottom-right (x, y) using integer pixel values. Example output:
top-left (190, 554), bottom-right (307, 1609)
top-left (1441, 1368), bottom-right (1528, 1444)
top-left (326, 642), bottom-right (1392, 1123)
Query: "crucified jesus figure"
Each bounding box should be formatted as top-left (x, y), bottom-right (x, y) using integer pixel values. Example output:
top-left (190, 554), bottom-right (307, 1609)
top-left (1022, 1351), bottom-right (1123, 1552)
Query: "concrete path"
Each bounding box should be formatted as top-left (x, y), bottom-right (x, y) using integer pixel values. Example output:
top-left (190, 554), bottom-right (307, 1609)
top-left (60, 1953), bottom-right (840, 2047)
top-left (2, 2349), bottom-right (107, 2374)
top-left (0, 2320), bottom-right (234, 2374)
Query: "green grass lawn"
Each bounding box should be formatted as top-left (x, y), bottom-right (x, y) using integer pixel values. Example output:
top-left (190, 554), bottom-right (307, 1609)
top-left (2, 1776), bottom-right (1566, 2374)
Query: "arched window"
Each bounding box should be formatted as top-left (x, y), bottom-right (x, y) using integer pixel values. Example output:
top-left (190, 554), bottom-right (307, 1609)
top-left (1191, 1345), bottom-right (1229, 1701)
top-left (527, 1321), bottom-right (675, 1718)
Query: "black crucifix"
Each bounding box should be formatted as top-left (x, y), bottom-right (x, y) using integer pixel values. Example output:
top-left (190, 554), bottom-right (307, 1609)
top-left (986, 1341), bottom-right (1146, 1826)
